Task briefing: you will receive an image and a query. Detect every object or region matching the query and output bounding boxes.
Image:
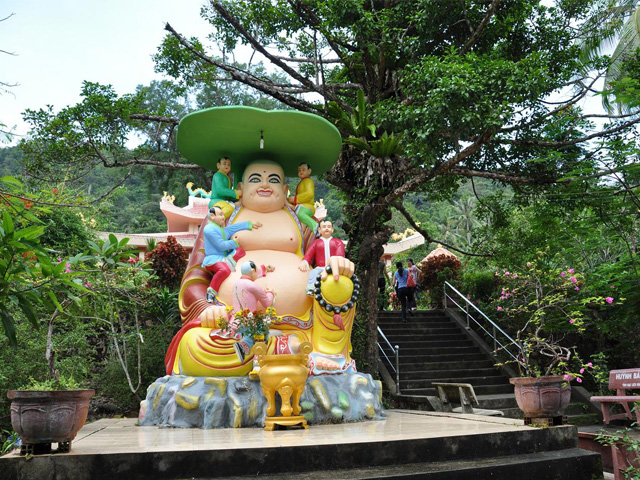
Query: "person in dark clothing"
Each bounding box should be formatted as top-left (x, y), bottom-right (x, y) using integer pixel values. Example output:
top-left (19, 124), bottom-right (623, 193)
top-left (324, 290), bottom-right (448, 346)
top-left (393, 261), bottom-right (413, 322)
top-left (378, 259), bottom-right (389, 311)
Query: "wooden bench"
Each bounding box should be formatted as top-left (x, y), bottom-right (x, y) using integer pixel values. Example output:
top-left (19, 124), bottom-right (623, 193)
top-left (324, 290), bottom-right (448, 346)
top-left (591, 368), bottom-right (640, 425)
top-left (433, 382), bottom-right (503, 416)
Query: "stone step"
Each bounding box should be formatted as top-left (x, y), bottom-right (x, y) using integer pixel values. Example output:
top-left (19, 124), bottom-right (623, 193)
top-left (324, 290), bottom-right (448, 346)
top-left (380, 339), bottom-right (474, 351)
top-left (381, 334), bottom-right (471, 343)
top-left (379, 327), bottom-right (462, 336)
top-left (221, 449), bottom-right (601, 479)
top-left (382, 332), bottom-right (468, 341)
top-left (380, 322), bottom-right (453, 330)
top-left (401, 384), bottom-right (515, 396)
top-left (567, 413), bottom-right (600, 426)
top-left (476, 394), bottom-right (521, 417)
top-left (399, 367), bottom-right (504, 380)
top-left (398, 360), bottom-right (496, 371)
top-left (476, 393), bottom-right (518, 410)
top-left (379, 310), bottom-right (446, 318)
top-left (378, 317), bottom-right (451, 324)
top-left (401, 375), bottom-right (510, 389)
top-left (564, 402), bottom-right (591, 416)
top-left (389, 345), bottom-right (480, 356)
top-left (500, 407), bottom-right (526, 419)
top-left (395, 353), bottom-right (489, 365)
top-left (379, 311), bottom-right (449, 317)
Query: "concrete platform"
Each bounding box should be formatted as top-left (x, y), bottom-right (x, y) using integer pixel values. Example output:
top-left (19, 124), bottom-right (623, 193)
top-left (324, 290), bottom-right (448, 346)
top-left (0, 410), bottom-right (602, 479)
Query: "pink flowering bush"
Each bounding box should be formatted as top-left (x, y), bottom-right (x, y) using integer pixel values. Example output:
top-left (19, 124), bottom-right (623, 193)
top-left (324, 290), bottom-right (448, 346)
top-left (494, 257), bottom-right (620, 378)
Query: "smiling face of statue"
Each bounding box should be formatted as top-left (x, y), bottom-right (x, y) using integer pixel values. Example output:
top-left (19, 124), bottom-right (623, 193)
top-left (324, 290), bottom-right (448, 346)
top-left (239, 161), bottom-right (288, 213)
top-left (318, 220), bottom-right (334, 239)
top-left (297, 163), bottom-right (311, 179)
top-left (217, 157), bottom-right (232, 175)
top-left (209, 206), bottom-right (226, 226)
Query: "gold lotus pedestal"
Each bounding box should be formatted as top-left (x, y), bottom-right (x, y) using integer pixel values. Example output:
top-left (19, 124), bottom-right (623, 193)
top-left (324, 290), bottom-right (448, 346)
top-left (254, 341), bottom-right (312, 431)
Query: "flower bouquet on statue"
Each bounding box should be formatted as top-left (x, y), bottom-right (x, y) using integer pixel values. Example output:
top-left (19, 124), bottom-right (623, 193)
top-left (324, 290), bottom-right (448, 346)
top-left (218, 307), bottom-right (280, 363)
top-left (314, 199), bottom-right (327, 221)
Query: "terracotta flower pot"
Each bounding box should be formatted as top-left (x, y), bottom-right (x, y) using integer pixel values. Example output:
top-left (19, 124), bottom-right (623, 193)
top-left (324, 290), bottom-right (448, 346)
top-left (7, 389), bottom-right (95, 454)
top-left (509, 376), bottom-right (571, 417)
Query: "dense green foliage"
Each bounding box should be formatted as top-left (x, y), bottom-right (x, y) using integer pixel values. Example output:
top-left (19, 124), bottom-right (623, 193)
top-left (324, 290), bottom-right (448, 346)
top-left (0, 183), bottom-right (179, 433)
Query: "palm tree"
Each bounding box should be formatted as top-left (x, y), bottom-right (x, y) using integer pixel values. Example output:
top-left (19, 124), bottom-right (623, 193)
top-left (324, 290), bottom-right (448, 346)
top-left (581, 1), bottom-right (640, 112)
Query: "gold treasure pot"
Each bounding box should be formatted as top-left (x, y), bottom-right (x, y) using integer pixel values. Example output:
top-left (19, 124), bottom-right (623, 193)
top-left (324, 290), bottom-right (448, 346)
top-left (253, 341), bottom-right (313, 430)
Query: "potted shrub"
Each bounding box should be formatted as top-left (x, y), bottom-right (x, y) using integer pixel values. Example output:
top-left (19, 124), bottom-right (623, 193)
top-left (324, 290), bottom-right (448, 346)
top-left (0, 189), bottom-right (93, 454)
top-left (494, 259), bottom-right (617, 420)
top-left (7, 377), bottom-right (94, 455)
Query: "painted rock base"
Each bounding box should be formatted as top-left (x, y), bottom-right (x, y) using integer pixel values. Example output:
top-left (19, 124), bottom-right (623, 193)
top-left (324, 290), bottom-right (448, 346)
top-left (139, 373), bottom-right (385, 428)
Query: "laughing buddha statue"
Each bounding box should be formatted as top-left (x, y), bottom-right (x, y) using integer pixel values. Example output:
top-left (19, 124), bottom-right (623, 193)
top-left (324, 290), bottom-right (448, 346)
top-left (164, 107), bottom-right (359, 377)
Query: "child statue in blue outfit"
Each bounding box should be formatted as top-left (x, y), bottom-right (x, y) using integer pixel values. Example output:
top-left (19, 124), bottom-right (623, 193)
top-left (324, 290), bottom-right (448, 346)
top-left (202, 206), bottom-right (263, 303)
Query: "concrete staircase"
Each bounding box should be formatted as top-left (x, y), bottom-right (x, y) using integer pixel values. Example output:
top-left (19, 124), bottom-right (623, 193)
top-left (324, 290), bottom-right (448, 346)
top-left (378, 309), bottom-right (521, 416)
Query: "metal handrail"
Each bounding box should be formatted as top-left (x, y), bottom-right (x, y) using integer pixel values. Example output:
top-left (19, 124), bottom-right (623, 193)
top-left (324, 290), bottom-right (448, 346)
top-left (443, 281), bottom-right (520, 363)
top-left (377, 325), bottom-right (401, 395)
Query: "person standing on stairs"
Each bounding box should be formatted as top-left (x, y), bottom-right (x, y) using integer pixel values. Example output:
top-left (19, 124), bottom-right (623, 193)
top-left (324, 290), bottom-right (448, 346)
top-left (378, 259), bottom-right (390, 311)
top-left (407, 258), bottom-right (420, 311)
top-left (394, 261), bottom-right (413, 322)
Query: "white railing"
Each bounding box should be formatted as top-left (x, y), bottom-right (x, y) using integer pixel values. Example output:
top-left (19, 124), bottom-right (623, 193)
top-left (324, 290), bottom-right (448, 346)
top-left (377, 326), bottom-right (401, 395)
top-left (443, 281), bottom-right (520, 364)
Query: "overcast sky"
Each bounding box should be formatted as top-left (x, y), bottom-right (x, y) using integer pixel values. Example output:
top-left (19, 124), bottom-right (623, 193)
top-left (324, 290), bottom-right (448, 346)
top-left (1, 1), bottom-right (609, 147)
top-left (0, 0), bottom-right (212, 143)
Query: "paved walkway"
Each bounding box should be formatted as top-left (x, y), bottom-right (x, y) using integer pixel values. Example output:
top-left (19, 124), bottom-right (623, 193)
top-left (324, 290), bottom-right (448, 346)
top-left (16, 410), bottom-right (532, 455)
top-left (0, 411), bottom-right (611, 478)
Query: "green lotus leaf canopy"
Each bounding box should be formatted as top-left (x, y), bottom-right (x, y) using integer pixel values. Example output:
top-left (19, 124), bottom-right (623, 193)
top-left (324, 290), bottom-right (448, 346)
top-left (177, 106), bottom-right (343, 179)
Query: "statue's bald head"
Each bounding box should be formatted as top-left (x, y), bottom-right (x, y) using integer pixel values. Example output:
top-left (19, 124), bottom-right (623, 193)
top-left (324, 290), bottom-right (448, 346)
top-left (238, 160), bottom-right (288, 213)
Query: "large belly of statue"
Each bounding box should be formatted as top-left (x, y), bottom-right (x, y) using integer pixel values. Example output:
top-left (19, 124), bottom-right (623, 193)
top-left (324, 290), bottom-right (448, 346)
top-left (231, 209), bottom-right (301, 253)
top-left (217, 249), bottom-right (312, 319)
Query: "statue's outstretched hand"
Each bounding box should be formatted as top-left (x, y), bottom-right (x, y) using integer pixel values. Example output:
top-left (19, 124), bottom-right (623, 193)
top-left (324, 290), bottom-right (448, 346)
top-left (200, 306), bottom-right (230, 328)
top-left (253, 221), bottom-right (263, 229)
top-left (298, 259), bottom-right (310, 272)
top-left (321, 256), bottom-right (355, 281)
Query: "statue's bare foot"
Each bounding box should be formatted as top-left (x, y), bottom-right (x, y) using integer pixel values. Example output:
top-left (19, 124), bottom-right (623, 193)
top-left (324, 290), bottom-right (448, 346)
top-left (315, 356), bottom-right (341, 371)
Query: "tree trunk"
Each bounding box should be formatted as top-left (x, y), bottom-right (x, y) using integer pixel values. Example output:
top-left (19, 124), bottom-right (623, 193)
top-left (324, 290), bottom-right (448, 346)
top-left (345, 205), bottom-right (393, 374)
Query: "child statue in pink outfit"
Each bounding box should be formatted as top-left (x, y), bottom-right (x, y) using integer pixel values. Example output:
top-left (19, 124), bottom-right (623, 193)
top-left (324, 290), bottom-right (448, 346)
top-left (232, 261), bottom-right (276, 361)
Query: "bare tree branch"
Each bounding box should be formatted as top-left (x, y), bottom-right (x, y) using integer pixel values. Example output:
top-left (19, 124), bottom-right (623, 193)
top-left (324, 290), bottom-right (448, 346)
top-left (210, 1), bottom-right (347, 110)
top-left (500, 74), bottom-right (602, 134)
top-left (391, 200), bottom-right (491, 257)
top-left (385, 129), bottom-right (494, 205)
top-left (287, 0), bottom-right (358, 55)
top-left (91, 169), bottom-right (135, 203)
top-left (286, 0), bottom-right (362, 89)
top-left (271, 55), bottom-right (342, 64)
top-left (500, 117), bottom-right (640, 147)
top-left (0, 190), bottom-right (92, 209)
top-left (129, 114), bottom-right (179, 125)
top-left (165, 22), bottom-right (319, 114)
top-left (460, 0), bottom-right (502, 55)
top-left (446, 167), bottom-right (543, 184)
